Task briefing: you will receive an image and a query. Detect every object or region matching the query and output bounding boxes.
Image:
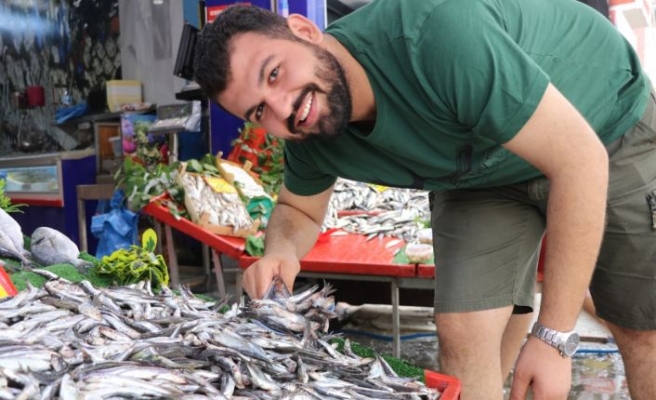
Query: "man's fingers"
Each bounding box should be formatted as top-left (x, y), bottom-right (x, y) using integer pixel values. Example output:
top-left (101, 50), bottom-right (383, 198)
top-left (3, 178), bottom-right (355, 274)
top-left (256, 271), bottom-right (274, 298)
top-left (242, 268), bottom-right (258, 299)
top-left (242, 263), bottom-right (271, 299)
top-left (241, 255), bottom-right (300, 300)
top-left (280, 270), bottom-right (296, 294)
top-left (509, 384), bottom-right (531, 400)
top-left (509, 374), bottom-right (531, 400)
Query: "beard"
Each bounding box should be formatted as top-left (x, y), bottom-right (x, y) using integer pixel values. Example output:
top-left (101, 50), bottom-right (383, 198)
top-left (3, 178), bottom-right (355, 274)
top-left (286, 43), bottom-right (352, 142)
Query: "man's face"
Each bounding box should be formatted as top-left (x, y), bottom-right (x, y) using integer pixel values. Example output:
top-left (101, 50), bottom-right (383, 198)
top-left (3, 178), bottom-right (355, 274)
top-left (218, 32), bottom-right (351, 142)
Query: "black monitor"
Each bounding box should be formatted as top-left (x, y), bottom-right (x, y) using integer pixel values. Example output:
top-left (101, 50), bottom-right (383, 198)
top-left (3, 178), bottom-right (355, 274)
top-left (174, 23), bottom-right (200, 81)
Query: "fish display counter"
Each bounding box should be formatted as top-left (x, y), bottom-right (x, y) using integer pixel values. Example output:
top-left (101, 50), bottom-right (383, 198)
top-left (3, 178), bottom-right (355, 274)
top-left (0, 148), bottom-right (97, 249)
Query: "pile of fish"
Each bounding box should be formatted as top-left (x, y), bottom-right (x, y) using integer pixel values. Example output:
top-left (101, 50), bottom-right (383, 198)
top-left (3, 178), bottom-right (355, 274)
top-left (0, 275), bottom-right (441, 399)
top-left (178, 171), bottom-right (255, 233)
top-left (323, 179), bottom-right (430, 243)
top-left (0, 209), bottom-right (88, 271)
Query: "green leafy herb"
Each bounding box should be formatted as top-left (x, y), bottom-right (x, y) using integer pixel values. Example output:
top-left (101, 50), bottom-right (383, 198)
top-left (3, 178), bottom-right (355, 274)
top-left (97, 245), bottom-right (169, 288)
top-left (245, 234), bottom-right (265, 257)
top-left (114, 158), bottom-right (184, 213)
top-left (0, 179), bottom-right (26, 213)
top-left (230, 122), bottom-right (285, 196)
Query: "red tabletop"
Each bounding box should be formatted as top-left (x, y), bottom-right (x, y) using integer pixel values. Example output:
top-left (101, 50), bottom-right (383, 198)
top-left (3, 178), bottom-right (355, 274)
top-left (417, 263), bottom-right (436, 279)
top-left (240, 232), bottom-right (416, 277)
top-left (144, 201), bottom-right (418, 278)
top-left (143, 202), bottom-right (246, 260)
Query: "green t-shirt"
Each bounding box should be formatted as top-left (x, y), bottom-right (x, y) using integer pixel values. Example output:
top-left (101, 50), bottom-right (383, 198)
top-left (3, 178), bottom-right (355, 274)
top-left (284, 0), bottom-right (652, 196)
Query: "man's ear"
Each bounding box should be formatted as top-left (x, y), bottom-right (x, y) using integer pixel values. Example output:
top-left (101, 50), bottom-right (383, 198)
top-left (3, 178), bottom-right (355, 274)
top-left (287, 14), bottom-right (323, 44)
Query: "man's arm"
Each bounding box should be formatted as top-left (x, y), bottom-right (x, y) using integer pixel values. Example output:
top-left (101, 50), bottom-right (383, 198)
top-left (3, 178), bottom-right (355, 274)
top-left (242, 183), bottom-right (334, 299)
top-left (504, 83), bottom-right (609, 398)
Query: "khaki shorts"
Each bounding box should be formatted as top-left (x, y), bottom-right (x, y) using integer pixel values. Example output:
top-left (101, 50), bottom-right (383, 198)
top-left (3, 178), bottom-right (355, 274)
top-left (430, 90), bottom-right (656, 330)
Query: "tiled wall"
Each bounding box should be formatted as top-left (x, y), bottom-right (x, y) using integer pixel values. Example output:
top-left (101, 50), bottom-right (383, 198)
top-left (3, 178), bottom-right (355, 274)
top-left (0, 0), bottom-right (120, 155)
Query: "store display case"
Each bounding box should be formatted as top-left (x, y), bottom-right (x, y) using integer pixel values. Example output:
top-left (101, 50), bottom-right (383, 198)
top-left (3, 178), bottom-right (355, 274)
top-left (0, 149), bottom-right (97, 249)
top-left (0, 160), bottom-right (63, 207)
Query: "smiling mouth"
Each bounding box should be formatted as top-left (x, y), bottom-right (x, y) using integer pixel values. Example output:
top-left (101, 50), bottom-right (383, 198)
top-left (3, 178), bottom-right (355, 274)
top-left (299, 93), bottom-right (313, 124)
top-left (289, 84), bottom-right (322, 134)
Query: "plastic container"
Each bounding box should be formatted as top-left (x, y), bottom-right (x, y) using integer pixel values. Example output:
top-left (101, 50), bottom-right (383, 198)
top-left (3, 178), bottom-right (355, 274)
top-left (425, 370), bottom-right (462, 399)
top-left (417, 228), bottom-right (433, 244)
top-left (106, 80), bottom-right (142, 112)
top-left (405, 243), bottom-right (434, 263)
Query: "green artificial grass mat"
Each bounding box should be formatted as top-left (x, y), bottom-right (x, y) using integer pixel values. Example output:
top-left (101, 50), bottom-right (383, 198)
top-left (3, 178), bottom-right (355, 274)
top-left (330, 337), bottom-right (426, 382)
top-left (2, 255), bottom-right (214, 303)
top-left (3, 251), bottom-right (113, 292)
top-left (10, 263), bottom-right (115, 292)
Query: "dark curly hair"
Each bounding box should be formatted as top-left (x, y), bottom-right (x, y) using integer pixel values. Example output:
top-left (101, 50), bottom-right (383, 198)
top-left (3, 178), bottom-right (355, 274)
top-left (193, 5), bottom-right (296, 101)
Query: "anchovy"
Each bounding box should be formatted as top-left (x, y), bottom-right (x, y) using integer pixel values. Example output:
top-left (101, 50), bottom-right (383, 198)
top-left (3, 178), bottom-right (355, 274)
top-left (0, 278), bottom-right (441, 399)
top-left (323, 178), bottom-right (431, 243)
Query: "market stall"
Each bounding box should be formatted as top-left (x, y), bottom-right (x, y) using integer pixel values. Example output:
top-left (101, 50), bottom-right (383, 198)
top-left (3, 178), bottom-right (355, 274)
top-left (0, 197), bottom-right (460, 399)
top-left (142, 187), bottom-right (435, 358)
top-left (100, 131), bottom-right (433, 357)
top-left (0, 267), bottom-right (459, 399)
top-left (0, 59), bottom-right (455, 394)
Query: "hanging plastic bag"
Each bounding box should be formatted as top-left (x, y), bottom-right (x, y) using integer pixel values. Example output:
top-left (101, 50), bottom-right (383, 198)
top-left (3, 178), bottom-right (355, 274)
top-left (91, 189), bottom-right (139, 259)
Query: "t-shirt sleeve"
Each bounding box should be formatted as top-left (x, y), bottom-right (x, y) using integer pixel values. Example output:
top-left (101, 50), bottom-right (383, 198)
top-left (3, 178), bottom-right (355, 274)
top-left (283, 142), bottom-right (337, 196)
top-left (413, 1), bottom-right (549, 144)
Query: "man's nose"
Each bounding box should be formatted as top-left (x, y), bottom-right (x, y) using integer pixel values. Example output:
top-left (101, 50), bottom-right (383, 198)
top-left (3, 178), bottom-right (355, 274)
top-left (265, 90), bottom-right (293, 121)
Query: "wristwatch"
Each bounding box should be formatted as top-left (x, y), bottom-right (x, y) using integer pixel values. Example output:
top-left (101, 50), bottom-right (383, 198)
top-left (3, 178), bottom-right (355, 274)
top-left (531, 321), bottom-right (580, 357)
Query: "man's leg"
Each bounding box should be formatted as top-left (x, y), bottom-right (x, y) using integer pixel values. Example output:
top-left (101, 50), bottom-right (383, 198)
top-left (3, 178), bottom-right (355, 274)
top-left (430, 185), bottom-right (546, 400)
top-left (606, 324), bottom-right (656, 399)
top-left (436, 307), bottom-right (531, 400)
top-left (592, 90), bottom-right (656, 400)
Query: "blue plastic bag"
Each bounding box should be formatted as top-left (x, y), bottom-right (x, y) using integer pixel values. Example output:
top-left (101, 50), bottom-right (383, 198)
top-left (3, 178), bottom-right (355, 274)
top-left (91, 189), bottom-right (138, 258)
top-left (55, 102), bottom-right (88, 124)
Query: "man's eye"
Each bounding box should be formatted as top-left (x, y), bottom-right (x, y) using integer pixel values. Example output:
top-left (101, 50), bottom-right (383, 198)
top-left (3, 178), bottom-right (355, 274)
top-left (255, 104), bottom-right (264, 120)
top-left (268, 67), bottom-right (279, 83)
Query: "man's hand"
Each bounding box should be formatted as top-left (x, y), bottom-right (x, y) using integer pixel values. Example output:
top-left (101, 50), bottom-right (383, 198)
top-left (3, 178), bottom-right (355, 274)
top-left (509, 336), bottom-right (572, 400)
top-left (242, 253), bottom-right (301, 299)
top-left (241, 183), bottom-right (333, 300)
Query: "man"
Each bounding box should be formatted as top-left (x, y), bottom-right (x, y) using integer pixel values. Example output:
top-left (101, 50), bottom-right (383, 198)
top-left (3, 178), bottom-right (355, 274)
top-left (193, 0), bottom-right (656, 398)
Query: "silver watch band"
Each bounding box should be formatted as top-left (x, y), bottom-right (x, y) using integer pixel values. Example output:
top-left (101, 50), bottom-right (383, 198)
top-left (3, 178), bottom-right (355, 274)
top-left (531, 321), bottom-right (580, 357)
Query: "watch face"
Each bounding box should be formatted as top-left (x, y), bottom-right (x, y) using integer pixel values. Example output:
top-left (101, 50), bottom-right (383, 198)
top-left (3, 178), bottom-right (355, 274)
top-left (563, 333), bottom-right (580, 357)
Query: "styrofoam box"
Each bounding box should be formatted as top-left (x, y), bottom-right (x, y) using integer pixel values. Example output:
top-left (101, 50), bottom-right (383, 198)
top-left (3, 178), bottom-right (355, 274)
top-left (106, 80), bottom-right (142, 112)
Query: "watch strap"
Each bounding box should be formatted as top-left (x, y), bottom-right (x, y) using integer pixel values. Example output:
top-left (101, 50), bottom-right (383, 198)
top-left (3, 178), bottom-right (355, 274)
top-left (531, 321), bottom-right (578, 357)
